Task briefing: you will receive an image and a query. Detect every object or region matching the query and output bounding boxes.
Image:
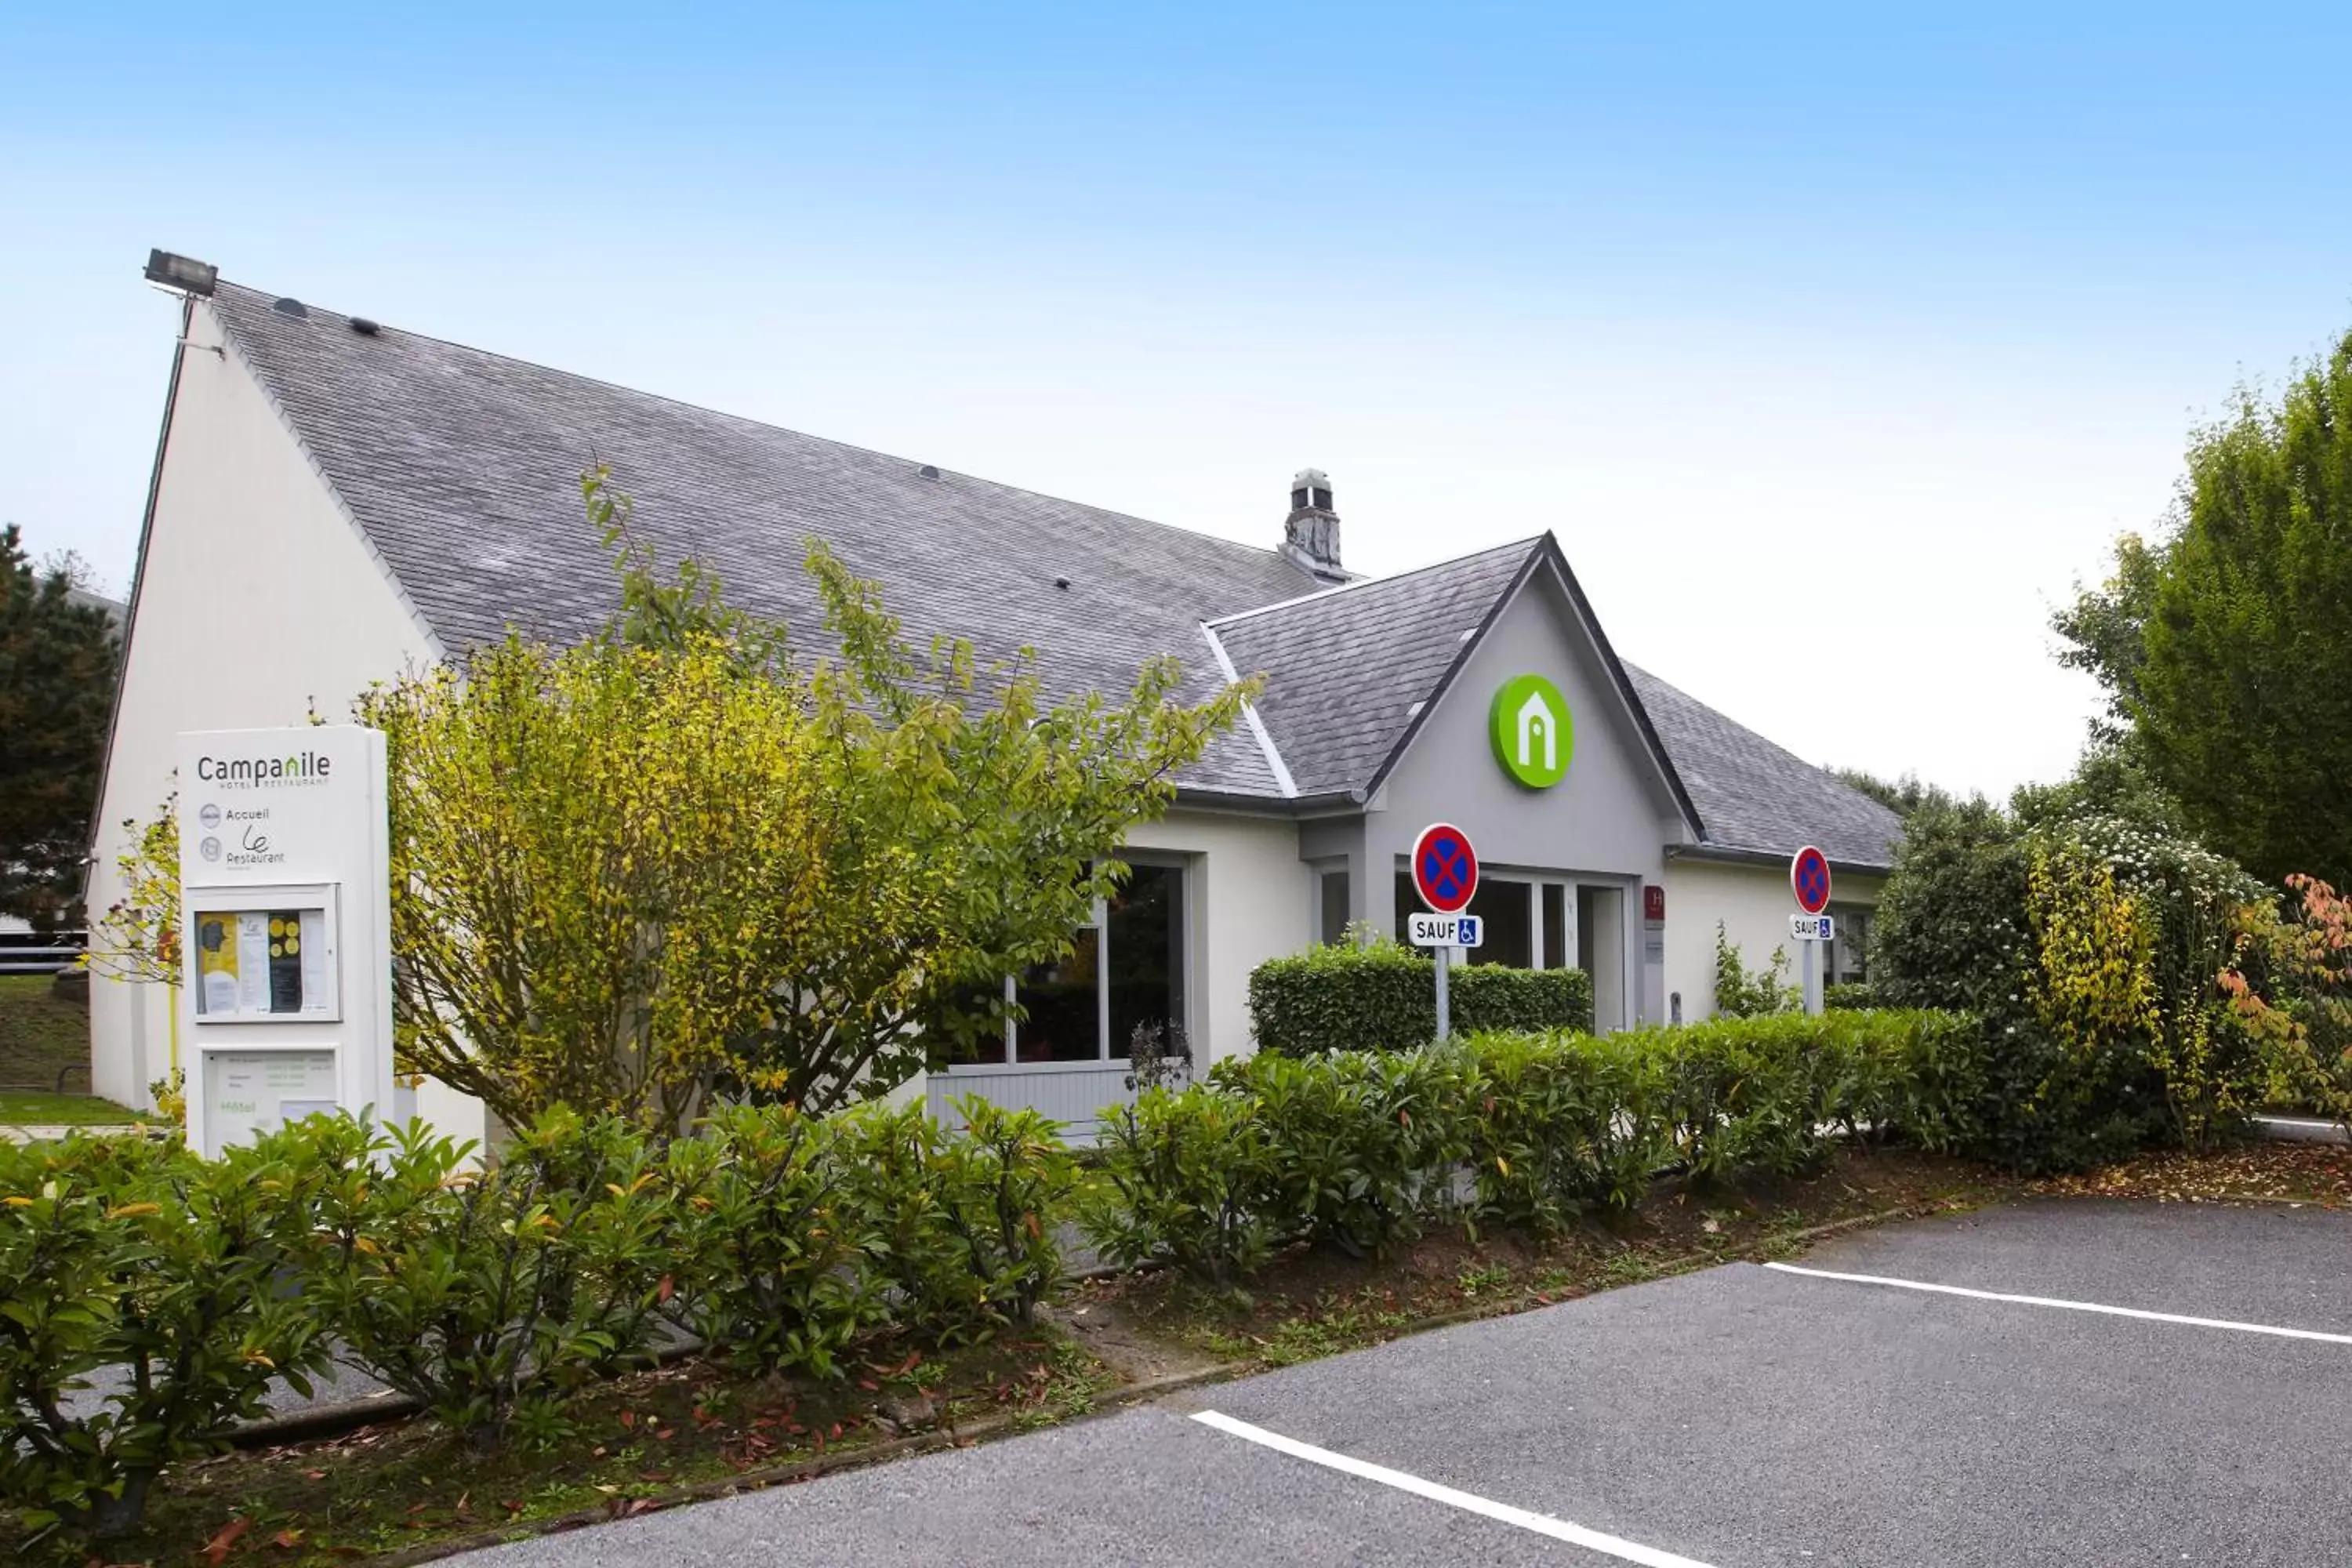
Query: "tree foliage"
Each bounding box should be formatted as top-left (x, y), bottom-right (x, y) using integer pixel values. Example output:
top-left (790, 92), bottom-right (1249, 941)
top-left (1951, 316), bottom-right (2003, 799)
top-left (354, 634), bottom-right (832, 1130)
top-left (2054, 328), bottom-right (2352, 884)
top-left (351, 474), bottom-right (1247, 1128)
top-left (0, 526), bottom-right (118, 929)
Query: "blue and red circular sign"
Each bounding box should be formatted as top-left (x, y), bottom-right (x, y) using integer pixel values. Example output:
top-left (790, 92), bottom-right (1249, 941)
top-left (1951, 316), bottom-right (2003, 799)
top-left (1412, 822), bottom-right (1480, 914)
top-left (1791, 844), bottom-right (1832, 915)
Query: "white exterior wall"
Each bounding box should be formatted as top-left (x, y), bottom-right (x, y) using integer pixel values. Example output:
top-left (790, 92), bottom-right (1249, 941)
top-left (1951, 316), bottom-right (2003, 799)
top-left (921, 807), bottom-right (1312, 1134)
top-left (1662, 858), bottom-right (1883, 1022)
top-left (88, 301), bottom-right (449, 1122)
top-left (1122, 808), bottom-right (1313, 1064)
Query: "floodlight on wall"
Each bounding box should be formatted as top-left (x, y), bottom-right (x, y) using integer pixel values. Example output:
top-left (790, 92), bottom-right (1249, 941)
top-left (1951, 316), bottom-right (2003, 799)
top-left (143, 249), bottom-right (219, 296)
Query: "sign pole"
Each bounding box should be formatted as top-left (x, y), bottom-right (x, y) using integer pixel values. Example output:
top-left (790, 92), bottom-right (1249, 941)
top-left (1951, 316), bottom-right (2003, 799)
top-left (1435, 946), bottom-right (1451, 1039)
top-left (1802, 938), bottom-right (1823, 1017)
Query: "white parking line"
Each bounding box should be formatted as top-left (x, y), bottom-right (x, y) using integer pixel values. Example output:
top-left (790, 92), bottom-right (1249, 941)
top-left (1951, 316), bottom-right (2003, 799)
top-left (1764, 1261), bottom-right (2352, 1345)
top-left (1189, 1409), bottom-right (1718, 1567)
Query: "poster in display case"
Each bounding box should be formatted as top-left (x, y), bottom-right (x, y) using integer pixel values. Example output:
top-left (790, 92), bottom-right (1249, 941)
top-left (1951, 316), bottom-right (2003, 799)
top-left (187, 884), bottom-right (340, 1022)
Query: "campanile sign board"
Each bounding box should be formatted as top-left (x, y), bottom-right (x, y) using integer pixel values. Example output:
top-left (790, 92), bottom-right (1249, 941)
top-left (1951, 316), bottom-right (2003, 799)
top-left (176, 726), bottom-right (394, 1158)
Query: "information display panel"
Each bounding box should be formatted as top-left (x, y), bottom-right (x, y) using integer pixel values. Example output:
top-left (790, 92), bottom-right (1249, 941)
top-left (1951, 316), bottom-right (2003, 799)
top-left (201, 1048), bottom-right (341, 1149)
top-left (187, 884), bottom-right (341, 1023)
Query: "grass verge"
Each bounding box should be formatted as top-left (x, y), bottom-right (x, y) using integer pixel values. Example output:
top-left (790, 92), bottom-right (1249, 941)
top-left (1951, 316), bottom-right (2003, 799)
top-left (0, 974), bottom-right (91, 1092)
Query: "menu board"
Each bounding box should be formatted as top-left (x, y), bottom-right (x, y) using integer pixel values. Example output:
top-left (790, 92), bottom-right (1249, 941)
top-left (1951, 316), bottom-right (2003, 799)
top-left (201, 1049), bottom-right (340, 1156)
top-left (192, 906), bottom-right (333, 1020)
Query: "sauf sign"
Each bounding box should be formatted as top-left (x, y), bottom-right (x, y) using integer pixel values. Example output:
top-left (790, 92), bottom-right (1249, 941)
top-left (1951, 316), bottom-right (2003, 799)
top-left (176, 726), bottom-right (395, 1158)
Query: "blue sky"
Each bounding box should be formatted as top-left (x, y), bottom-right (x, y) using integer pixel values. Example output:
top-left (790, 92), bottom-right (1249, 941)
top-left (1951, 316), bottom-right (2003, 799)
top-left (5, 4), bottom-right (2349, 796)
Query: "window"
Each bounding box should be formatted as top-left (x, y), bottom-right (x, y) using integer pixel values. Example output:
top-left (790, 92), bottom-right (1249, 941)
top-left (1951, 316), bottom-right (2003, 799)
top-left (1828, 903), bottom-right (1871, 985)
top-left (1318, 869), bottom-right (1351, 946)
top-left (956, 860), bottom-right (1189, 1068)
top-left (1541, 884), bottom-right (1568, 970)
top-left (1394, 870), bottom-right (1533, 968)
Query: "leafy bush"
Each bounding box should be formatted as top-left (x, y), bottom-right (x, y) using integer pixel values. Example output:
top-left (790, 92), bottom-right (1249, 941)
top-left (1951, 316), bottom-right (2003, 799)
top-left (0, 1132), bottom-right (328, 1542)
top-left (281, 1110), bottom-right (674, 1449)
top-left (1712, 923), bottom-right (1798, 1018)
top-left (833, 1098), bottom-right (1078, 1338)
top-left (1453, 1030), bottom-right (1667, 1232)
top-left (1213, 1047), bottom-right (1471, 1258)
top-left (2227, 874), bottom-right (2352, 1131)
top-left (1086, 1087), bottom-right (1276, 1285)
top-left (1248, 941), bottom-right (1592, 1055)
top-left (1824, 982), bottom-right (1877, 1011)
top-left (1876, 791), bottom-right (2272, 1169)
top-left (662, 1105), bottom-right (881, 1379)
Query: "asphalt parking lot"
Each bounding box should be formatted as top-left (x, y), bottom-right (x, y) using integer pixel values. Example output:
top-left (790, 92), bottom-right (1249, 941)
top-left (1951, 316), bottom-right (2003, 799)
top-left (452, 1199), bottom-right (2352, 1566)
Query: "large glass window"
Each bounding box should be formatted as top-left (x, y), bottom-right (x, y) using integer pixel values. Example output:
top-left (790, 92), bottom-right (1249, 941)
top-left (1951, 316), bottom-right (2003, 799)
top-left (956, 860), bottom-right (1189, 1068)
top-left (1394, 869), bottom-right (1534, 968)
top-left (1108, 862), bottom-right (1185, 1057)
top-left (1828, 903), bottom-right (1871, 986)
top-left (1014, 926), bottom-right (1101, 1062)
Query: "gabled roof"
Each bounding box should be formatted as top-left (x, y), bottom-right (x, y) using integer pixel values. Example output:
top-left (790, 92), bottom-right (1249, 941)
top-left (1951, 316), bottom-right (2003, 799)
top-left (204, 281), bottom-right (1316, 797)
top-left (1626, 666), bottom-right (1901, 869)
top-left (1206, 540), bottom-right (1537, 797)
top-left (194, 273), bottom-right (1902, 864)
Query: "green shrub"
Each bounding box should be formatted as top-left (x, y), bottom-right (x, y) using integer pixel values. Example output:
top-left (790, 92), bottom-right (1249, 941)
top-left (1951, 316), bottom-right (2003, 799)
top-left (1213, 1047), bottom-right (1472, 1258)
top-left (281, 1109), bottom-right (674, 1450)
top-left (1248, 942), bottom-right (1592, 1055)
top-left (662, 1104), bottom-right (882, 1379)
top-left (833, 1098), bottom-right (1078, 1339)
top-left (1824, 982), bottom-right (1878, 1011)
top-left (0, 1131), bottom-right (329, 1543)
top-left (1713, 923), bottom-right (1799, 1018)
top-left (1639, 1015), bottom-right (1838, 1185)
top-left (1453, 1031), bottom-right (1668, 1232)
top-left (1086, 1087), bottom-right (1276, 1284)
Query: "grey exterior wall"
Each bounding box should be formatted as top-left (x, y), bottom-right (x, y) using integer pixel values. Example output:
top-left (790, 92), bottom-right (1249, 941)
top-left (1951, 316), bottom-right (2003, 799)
top-left (1359, 564), bottom-right (1691, 1025)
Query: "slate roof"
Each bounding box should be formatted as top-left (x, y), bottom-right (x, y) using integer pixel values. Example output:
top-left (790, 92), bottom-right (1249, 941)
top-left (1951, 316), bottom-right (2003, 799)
top-left (1624, 665), bottom-right (1901, 869)
top-left (1208, 541), bottom-right (1537, 797)
top-left (205, 282), bottom-right (1316, 797)
top-left (199, 275), bottom-right (1900, 866)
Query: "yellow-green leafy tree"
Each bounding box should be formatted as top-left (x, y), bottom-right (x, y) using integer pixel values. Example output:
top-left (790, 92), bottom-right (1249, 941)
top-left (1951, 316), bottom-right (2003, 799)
top-left (354, 633), bottom-right (831, 1131)
top-left (356, 472), bottom-right (1248, 1128)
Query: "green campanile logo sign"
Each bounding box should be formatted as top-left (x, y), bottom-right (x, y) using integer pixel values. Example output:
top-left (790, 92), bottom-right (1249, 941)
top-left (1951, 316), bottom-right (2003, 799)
top-left (1490, 673), bottom-right (1573, 788)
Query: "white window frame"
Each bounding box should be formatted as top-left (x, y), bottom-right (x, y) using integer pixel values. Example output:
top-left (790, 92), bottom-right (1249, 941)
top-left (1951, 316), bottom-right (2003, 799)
top-left (944, 854), bottom-right (1190, 1075)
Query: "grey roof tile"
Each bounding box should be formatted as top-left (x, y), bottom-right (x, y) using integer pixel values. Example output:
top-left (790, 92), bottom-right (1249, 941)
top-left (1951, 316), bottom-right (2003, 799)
top-left (207, 281), bottom-right (1313, 797)
top-left (1624, 663), bottom-right (1902, 868)
top-left (201, 277), bottom-right (1901, 863)
top-left (1207, 542), bottom-right (1539, 797)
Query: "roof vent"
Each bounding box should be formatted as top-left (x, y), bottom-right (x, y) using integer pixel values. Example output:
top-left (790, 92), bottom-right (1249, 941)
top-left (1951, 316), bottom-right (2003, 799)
top-left (271, 296), bottom-right (309, 318)
top-left (917, 464), bottom-right (941, 481)
top-left (1280, 467), bottom-right (1345, 583)
top-left (349, 317), bottom-right (382, 336)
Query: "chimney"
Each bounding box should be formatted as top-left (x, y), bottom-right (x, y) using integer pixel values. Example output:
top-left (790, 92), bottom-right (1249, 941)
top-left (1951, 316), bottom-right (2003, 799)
top-left (1281, 467), bottom-right (1345, 582)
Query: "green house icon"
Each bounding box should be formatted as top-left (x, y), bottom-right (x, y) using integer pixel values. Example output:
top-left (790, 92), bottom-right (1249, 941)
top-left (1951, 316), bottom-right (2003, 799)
top-left (1490, 674), bottom-right (1573, 788)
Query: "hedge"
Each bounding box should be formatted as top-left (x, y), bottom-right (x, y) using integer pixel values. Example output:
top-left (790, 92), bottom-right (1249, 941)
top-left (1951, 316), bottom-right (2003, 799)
top-left (0, 1004), bottom-right (2134, 1547)
top-left (1248, 942), bottom-right (1594, 1054)
top-left (1086, 1009), bottom-right (1988, 1277)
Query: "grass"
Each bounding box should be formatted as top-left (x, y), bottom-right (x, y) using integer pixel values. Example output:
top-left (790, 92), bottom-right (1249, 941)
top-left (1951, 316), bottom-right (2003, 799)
top-left (0, 974), bottom-right (93, 1092)
top-left (0, 1091), bottom-right (151, 1126)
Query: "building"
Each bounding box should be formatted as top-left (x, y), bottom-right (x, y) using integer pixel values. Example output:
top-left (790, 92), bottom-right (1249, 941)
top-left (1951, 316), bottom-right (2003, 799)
top-left (89, 256), bottom-right (1901, 1138)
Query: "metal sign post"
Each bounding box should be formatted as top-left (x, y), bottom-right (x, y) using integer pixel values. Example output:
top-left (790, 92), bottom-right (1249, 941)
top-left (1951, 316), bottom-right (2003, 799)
top-left (1789, 845), bottom-right (1833, 1018)
top-left (1410, 823), bottom-right (1480, 1041)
